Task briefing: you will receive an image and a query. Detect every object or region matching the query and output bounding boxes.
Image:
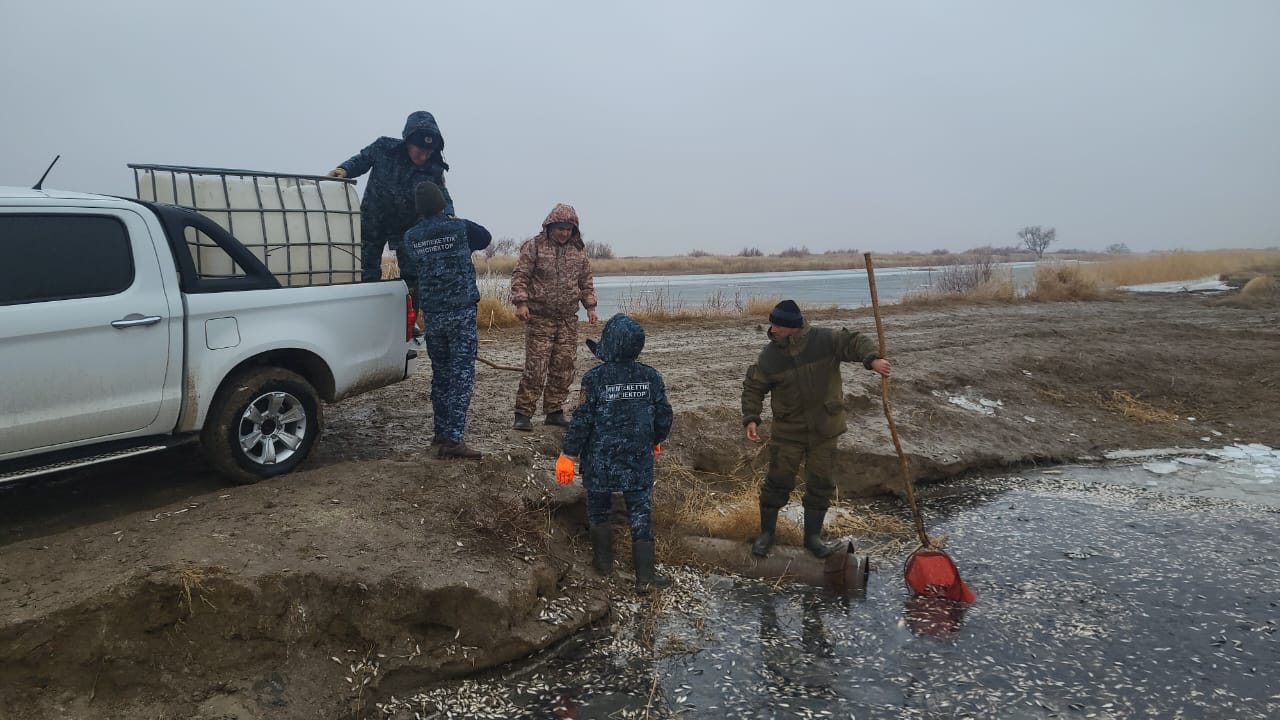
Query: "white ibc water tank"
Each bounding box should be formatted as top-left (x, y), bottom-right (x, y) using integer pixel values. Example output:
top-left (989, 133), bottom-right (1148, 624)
top-left (131, 165), bottom-right (362, 286)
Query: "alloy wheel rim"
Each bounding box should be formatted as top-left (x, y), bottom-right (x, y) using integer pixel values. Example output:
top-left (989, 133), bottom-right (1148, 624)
top-left (237, 390), bottom-right (308, 465)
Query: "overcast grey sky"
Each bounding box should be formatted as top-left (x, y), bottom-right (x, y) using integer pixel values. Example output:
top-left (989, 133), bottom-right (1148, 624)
top-left (3, 1), bottom-right (1277, 255)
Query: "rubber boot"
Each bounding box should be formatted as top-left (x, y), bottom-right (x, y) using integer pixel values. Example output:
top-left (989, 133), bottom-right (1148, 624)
top-left (589, 524), bottom-right (614, 576)
top-left (803, 507), bottom-right (839, 558)
top-left (544, 410), bottom-right (571, 427)
top-left (633, 540), bottom-right (671, 590)
top-left (438, 439), bottom-right (482, 459)
top-left (513, 413), bottom-right (533, 431)
top-left (751, 506), bottom-right (779, 557)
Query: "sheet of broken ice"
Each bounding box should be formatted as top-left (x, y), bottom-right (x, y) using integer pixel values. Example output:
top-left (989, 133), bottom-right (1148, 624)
top-left (1118, 275), bottom-right (1231, 293)
top-left (932, 388), bottom-right (1004, 416)
top-left (1078, 443), bottom-right (1280, 504)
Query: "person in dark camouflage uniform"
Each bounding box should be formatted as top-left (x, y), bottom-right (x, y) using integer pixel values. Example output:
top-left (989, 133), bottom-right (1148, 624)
top-left (562, 313), bottom-right (673, 589)
top-left (328, 111), bottom-right (455, 305)
top-left (741, 300), bottom-right (891, 558)
top-left (401, 182), bottom-right (491, 459)
top-left (509, 204), bottom-right (597, 430)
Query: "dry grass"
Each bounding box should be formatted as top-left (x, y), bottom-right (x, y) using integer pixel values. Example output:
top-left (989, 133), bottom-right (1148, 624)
top-left (478, 255), bottom-right (516, 276)
top-left (457, 489), bottom-right (553, 552)
top-left (586, 249), bottom-right (1057, 276)
top-left (654, 453), bottom-right (918, 563)
top-left (1026, 262), bottom-right (1103, 302)
top-left (1087, 249), bottom-right (1280, 287)
top-left (673, 477), bottom-right (804, 546)
top-left (476, 276), bottom-right (519, 329)
top-left (1100, 390), bottom-right (1181, 424)
top-left (900, 274), bottom-right (1017, 307)
top-left (824, 509), bottom-right (916, 540)
top-left (1241, 274), bottom-right (1277, 298)
top-left (742, 295), bottom-right (783, 315)
top-left (1210, 273), bottom-right (1279, 309)
top-left (900, 249), bottom-right (1280, 308)
top-left (178, 566), bottom-right (218, 616)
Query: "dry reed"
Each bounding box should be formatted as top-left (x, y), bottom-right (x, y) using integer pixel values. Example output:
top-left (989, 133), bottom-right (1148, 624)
top-left (1027, 262), bottom-right (1103, 302)
top-left (1241, 274), bottom-right (1277, 298)
top-left (476, 277), bottom-right (519, 329)
top-left (1087, 249), bottom-right (1280, 287)
top-left (655, 454), bottom-right (917, 559)
top-left (900, 274), bottom-right (1016, 307)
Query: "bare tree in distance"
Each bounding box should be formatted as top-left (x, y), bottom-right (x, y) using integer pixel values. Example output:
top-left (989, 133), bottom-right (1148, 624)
top-left (584, 240), bottom-right (615, 259)
top-left (1018, 225), bottom-right (1056, 258)
top-left (937, 249), bottom-right (997, 292)
top-left (496, 237), bottom-right (518, 256)
top-left (483, 236), bottom-right (519, 260)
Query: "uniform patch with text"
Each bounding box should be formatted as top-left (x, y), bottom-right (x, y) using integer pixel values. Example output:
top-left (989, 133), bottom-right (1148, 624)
top-left (603, 382), bottom-right (650, 402)
top-left (410, 234), bottom-right (458, 254)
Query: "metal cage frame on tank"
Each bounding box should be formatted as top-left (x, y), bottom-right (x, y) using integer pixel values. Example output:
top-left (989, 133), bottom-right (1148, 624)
top-left (129, 163), bottom-right (361, 287)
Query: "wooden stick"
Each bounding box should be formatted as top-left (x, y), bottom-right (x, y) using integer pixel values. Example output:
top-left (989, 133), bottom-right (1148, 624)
top-left (864, 253), bottom-right (930, 548)
top-left (476, 355), bottom-right (522, 372)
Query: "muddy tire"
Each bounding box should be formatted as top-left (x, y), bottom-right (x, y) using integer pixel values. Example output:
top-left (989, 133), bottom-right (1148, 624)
top-left (200, 367), bottom-right (322, 484)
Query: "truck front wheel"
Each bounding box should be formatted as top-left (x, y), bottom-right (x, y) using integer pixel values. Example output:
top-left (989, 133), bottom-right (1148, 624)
top-left (201, 367), bottom-right (322, 484)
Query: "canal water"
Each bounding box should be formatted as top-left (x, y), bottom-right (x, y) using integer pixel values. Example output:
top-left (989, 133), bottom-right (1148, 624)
top-left (380, 448), bottom-right (1279, 719)
top-left (479, 262), bottom-right (1041, 319)
top-left (590, 263), bottom-right (1040, 318)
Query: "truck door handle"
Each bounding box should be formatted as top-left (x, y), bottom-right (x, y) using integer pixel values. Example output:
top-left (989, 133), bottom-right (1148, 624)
top-left (111, 314), bottom-right (162, 329)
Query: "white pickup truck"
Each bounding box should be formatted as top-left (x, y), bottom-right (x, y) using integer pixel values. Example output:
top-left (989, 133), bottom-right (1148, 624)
top-left (0, 183), bottom-right (416, 484)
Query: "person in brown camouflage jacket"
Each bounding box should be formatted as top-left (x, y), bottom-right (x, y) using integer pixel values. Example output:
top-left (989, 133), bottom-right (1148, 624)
top-left (510, 203), bottom-right (598, 430)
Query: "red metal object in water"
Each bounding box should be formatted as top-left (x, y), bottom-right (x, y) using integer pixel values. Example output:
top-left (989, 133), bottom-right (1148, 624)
top-left (865, 253), bottom-right (976, 604)
top-left (904, 548), bottom-right (976, 603)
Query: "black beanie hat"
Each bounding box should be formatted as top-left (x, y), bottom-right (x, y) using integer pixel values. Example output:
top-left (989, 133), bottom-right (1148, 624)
top-left (415, 182), bottom-right (446, 217)
top-left (769, 299), bottom-right (804, 328)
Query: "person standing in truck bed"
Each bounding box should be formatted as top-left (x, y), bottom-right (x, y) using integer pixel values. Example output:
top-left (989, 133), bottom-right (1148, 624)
top-left (328, 111), bottom-right (454, 317)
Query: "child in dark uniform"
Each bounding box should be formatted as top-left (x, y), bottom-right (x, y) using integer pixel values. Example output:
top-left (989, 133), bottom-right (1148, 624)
top-left (556, 313), bottom-right (673, 590)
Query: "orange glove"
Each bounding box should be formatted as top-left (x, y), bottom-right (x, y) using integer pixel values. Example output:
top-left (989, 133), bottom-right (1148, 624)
top-left (555, 454), bottom-right (575, 484)
top-left (653, 444), bottom-right (661, 458)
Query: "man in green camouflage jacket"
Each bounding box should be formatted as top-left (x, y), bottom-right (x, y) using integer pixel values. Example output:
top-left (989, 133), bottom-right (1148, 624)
top-left (741, 300), bottom-right (891, 558)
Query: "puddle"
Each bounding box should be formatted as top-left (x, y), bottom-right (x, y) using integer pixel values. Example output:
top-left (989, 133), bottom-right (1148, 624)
top-left (382, 465), bottom-right (1280, 719)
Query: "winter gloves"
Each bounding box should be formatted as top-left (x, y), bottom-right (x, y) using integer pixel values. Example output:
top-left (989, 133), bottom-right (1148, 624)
top-left (556, 446), bottom-right (659, 484)
top-left (555, 454), bottom-right (575, 484)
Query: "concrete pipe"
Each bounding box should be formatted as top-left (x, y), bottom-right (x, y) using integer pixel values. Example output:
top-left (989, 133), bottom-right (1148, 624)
top-left (677, 535), bottom-right (870, 596)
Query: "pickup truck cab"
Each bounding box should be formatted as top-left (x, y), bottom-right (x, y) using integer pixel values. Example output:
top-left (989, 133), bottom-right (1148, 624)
top-left (0, 185), bottom-right (416, 484)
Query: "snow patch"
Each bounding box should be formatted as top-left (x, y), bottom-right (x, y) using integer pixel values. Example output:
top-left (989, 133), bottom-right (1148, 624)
top-left (932, 389), bottom-right (1003, 416)
top-left (1119, 276), bottom-right (1230, 294)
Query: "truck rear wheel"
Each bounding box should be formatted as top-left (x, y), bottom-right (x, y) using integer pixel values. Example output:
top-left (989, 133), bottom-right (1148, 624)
top-left (201, 367), bottom-right (322, 484)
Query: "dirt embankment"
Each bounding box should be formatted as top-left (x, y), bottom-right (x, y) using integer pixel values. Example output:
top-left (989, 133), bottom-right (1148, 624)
top-left (1, 292), bottom-right (1276, 720)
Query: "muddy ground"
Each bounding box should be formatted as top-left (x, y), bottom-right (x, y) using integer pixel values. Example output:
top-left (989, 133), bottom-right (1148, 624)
top-left (1, 291), bottom-right (1277, 720)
